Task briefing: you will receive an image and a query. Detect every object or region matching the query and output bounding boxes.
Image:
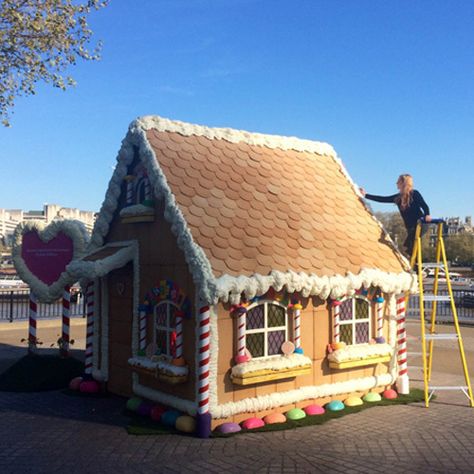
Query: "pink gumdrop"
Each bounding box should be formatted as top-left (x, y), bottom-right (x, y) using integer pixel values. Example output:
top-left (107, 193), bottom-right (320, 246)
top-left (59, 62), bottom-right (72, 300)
top-left (241, 417), bottom-right (265, 430)
top-left (383, 389), bottom-right (398, 399)
top-left (234, 354), bottom-right (250, 364)
top-left (69, 376), bottom-right (83, 391)
top-left (79, 380), bottom-right (100, 393)
top-left (304, 404), bottom-right (325, 415)
top-left (150, 405), bottom-right (166, 422)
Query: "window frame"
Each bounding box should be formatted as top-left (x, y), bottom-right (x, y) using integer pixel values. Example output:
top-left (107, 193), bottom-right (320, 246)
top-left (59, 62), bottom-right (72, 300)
top-left (244, 300), bottom-right (288, 359)
top-left (338, 295), bottom-right (372, 346)
top-left (153, 300), bottom-right (179, 357)
top-left (135, 177), bottom-right (147, 204)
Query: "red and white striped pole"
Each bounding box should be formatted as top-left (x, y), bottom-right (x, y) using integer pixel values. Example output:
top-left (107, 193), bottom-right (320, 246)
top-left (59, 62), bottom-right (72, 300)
top-left (84, 283), bottom-right (94, 376)
top-left (28, 292), bottom-right (37, 353)
top-left (124, 175), bottom-right (135, 205)
top-left (332, 300), bottom-right (341, 343)
top-left (197, 304), bottom-right (211, 438)
top-left (139, 307), bottom-right (147, 353)
top-left (293, 303), bottom-right (303, 354)
top-left (375, 296), bottom-right (385, 339)
top-left (233, 305), bottom-right (249, 363)
top-left (174, 310), bottom-right (184, 359)
top-left (61, 285), bottom-right (71, 357)
top-left (396, 295), bottom-right (409, 394)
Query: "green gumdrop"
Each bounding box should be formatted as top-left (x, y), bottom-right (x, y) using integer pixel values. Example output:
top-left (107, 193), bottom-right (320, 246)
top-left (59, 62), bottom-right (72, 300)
top-left (286, 408), bottom-right (306, 420)
top-left (363, 392), bottom-right (382, 403)
top-left (126, 397), bottom-right (143, 412)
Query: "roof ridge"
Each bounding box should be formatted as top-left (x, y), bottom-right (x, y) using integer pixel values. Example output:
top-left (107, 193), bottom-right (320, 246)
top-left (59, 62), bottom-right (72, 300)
top-left (132, 115), bottom-right (337, 157)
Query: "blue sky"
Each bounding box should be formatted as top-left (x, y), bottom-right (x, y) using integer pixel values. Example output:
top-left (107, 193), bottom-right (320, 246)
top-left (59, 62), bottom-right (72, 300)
top-left (1, 0), bottom-right (473, 219)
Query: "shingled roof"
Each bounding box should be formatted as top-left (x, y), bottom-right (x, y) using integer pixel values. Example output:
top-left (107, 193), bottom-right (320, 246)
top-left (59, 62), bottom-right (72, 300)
top-left (91, 116), bottom-right (415, 304)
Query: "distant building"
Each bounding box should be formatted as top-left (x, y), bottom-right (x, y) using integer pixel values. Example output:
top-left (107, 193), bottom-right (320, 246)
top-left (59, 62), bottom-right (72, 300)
top-left (429, 216), bottom-right (473, 245)
top-left (0, 204), bottom-right (97, 245)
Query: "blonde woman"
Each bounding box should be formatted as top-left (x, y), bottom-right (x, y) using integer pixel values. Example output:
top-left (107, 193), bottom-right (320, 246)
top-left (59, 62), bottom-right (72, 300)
top-left (360, 174), bottom-right (431, 257)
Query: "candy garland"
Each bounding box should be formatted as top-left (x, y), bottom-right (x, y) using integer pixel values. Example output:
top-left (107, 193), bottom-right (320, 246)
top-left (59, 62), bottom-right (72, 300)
top-left (28, 292), bottom-right (37, 353)
top-left (61, 285), bottom-right (71, 357)
top-left (84, 282), bottom-right (95, 376)
top-left (396, 295), bottom-right (409, 394)
top-left (197, 304), bottom-right (212, 438)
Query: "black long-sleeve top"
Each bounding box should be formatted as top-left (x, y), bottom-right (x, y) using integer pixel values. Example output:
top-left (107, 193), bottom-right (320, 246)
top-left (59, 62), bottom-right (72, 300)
top-left (365, 190), bottom-right (430, 229)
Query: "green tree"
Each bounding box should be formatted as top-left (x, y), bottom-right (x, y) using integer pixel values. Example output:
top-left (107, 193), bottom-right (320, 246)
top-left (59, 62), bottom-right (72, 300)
top-left (0, 0), bottom-right (107, 126)
top-left (444, 234), bottom-right (474, 265)
top-left (374, 212), bottom-right (407, 249)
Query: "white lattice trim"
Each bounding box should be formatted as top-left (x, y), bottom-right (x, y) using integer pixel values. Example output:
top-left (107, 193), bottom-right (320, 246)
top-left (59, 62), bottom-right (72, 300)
top-left (119, 203), bottom-right (154, 217)
top-left (211, 373), bottom-right (394, 419)
top-left (327, 343), bottom-right (393, 364)
top-left (12, 220), bottom-right (89, 303)
top-left (231, 353), bottom-right (312, 377)
top-left (216, 269), bottom-right (417, 305)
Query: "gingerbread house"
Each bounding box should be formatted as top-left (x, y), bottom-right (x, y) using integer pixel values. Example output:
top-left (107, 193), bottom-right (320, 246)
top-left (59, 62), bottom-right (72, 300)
top-left (67, 115), bottom-right (417, 436)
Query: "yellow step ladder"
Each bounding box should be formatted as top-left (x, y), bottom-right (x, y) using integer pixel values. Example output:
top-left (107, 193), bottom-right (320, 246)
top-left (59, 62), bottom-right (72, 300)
top-left (408, 218), bottom-right (473, 407)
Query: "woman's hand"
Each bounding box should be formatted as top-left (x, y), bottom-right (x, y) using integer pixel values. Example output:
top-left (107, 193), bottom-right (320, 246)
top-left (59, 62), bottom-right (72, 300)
top-left (359, 187), bottom-right (366, 197)
top-left (425, 215), bottom-right (432, 223)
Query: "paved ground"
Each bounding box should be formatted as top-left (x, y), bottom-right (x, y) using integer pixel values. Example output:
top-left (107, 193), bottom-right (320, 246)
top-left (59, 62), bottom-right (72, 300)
top-left (0, 319), bottom-right (473, 473)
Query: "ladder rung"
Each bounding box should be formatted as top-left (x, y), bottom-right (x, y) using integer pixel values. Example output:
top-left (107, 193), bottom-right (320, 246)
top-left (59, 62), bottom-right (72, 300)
top-left (423, 295), bottom-right (451, 302)
top-left (407, 352), bottom-right (423, 356)
top-left (429, 386), bottom-right (468, 391)
top-left (424, 333), bottom-right (458, 340)
top-left (422, 263), bottom-right (445, 269)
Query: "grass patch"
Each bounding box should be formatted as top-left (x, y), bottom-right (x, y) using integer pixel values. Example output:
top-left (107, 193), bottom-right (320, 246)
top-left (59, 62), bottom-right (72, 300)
top-left (125, 389), bottom-right (426, 437)
top-left (0, 354), bottom-right (83, 392)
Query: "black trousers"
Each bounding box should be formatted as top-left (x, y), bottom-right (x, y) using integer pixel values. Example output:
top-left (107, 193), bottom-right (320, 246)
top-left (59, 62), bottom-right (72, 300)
top-left (404, 225), bottom-right (427, 258)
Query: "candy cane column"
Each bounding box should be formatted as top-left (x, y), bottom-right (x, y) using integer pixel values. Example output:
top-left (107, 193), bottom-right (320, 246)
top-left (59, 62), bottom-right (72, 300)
top-left (174, 310), bottom-right (184, 360)
top-left (233, 305), bottom-right (249, 363)
top-left (138, 303), bottom-right (148, 354)
top-left (197, 304), bottom-right (212, 438)
top-left (396, 295), bottom-right (409, 394)
top-left (28, 292), bottom-right (38, 353)
top-left (84, 283), bottom-right (95, 376)
top-left (60, 286), bottom-right (71, 357)
top-left (293, 303), bottom-right (303, 354)
top-left (374, 296), bottom-right (385, 339)
top-left (332, 300), bottom-right (341, 343)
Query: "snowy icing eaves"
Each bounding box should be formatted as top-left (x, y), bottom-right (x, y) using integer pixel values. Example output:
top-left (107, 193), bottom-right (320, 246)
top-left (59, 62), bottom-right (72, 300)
top-left (327, 343), bottom-right (393, 364)
top-left (119, 203), bottom-right (154, 217)
top-left (231, 353), bottom-right (312, 377)
top-left (90, 114), bottom-right (415, 305)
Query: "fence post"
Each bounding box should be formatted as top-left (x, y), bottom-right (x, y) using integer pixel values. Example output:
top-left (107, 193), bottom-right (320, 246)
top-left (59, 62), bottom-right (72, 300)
top-left (9, 291), bottom-right (13, 323)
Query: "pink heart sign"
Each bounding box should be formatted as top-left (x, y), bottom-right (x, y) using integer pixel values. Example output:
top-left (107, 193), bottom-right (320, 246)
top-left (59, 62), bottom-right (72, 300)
top-left (22, 231), bottom-right (74, 285)
top-left (13, 220), bottom-right (89, 302)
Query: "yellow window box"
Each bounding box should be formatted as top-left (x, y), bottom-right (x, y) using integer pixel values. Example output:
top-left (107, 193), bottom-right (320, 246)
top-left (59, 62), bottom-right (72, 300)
top-left (328, 354), bottom-right (391, 370)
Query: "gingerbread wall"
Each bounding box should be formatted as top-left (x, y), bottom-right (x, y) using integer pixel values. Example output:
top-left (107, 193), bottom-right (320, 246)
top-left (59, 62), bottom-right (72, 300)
top-left (104, 172), bottom-right (197, 401)
top-left (215, 295), bottom-right (390, 424)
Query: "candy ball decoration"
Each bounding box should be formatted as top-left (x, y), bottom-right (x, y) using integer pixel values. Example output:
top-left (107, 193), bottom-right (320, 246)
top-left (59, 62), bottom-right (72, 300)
top-left (150, 405), bottom-right (166, 422)
top-left (375, 337), bottom-right (386, 344)
top-left (286, 408), bottom-right (306, 421)
top-left (363, 392), bottom-right (382, 403)
top-left (126, 397), bottom-right (143, 412)
top-left (304, 404), bottom-right (325, 416)
top-left (161, 410), bottom-right (181, 427)
top-left (79, 380), bottom-right (100, 393)
top-left (69, 376), bottom-right (83, 391)
top-left (325, 400), bottom-right (345, 412)
top-left (294, 347), bottom-right (304, 354)
top-left (176, 415), bottom-right (196, 433)
top-left (383, 389), bottom-right (398, 400)
top-left (137, 401), bottom-right (154, 417)
top-left (281, 341), bottom-right (295, 355)
top-left (171, 357), bottom-right (186, 367)
top-left (344, 396), bottom-right (363, 407)
top-left (241, 417), bottom-right (265, 430)
top-left (263, 413), bottom-right (287, 424)
top-left (215, 422), bottom-right (241, 434)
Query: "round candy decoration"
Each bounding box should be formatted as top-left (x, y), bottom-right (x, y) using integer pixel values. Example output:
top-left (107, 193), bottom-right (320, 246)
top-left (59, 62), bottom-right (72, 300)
top-left (69, 376), bottom-right (83, 391)
top-left (215, 422), bottom-right (241, 434)
top-left (286, 408), bottom-right (306, 421)
top-left (363, 392), bottom-right (382, 403)
top-left (383, 389), bottom-right (398, 400)
top-left (241, 417), bottom-right (265, 430)
top-left (281, 341), bottom-right (295, 356)
top-left (325, 400), bottom-right (345, 412)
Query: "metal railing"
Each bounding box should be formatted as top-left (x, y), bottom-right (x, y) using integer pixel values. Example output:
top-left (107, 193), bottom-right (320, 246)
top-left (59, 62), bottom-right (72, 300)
top-left (0, 288), bottom-right (86, 322)
top-left (407, 288), bottom-right (474, 324)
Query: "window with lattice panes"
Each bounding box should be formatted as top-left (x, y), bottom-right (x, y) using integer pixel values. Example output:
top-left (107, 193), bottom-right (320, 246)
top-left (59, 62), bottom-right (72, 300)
top-left (154, 301), bottom-right (178, 357)
top-left (338, 297), bottom-right (372, 345)
top-left (245, 302), bottom-right (288, 359)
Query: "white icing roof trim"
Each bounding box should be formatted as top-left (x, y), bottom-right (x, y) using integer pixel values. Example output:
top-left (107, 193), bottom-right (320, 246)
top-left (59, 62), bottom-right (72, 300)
top-left (231, 353), bottom-right (312, 377)
top-left (128, 356), bottom-right (188, 377)
top-left (90, 115), bottom-right (414, 305)
top-left (66, 243), bottom-right (136, 280)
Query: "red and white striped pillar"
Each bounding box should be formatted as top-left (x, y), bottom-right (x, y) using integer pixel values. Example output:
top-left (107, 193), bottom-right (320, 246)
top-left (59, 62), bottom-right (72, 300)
top-left (332, 300), bottom-right (341, 343)
top-left (197, 304), bottom-right (212, 438)
top-left (174, 310), bottom-right (184, 360)
top-left (124, 175), bottom-right (135, 205)
top-left (396, 295), bottom-right (409, 394)
top-left (293, 303), bottom-right (303, 354)
top-left (233, 305), bottom-right (249, 364)
top-left (139, 307), bottom-right (147, 353)
top-left (375, 296), bottom-right (385, 340)
top-left (28, 292), bottom-right (37, 353)
top-left (84, 282), bottom-right (94, 376)
top-left (61, 285), bottom-right (71, 357)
